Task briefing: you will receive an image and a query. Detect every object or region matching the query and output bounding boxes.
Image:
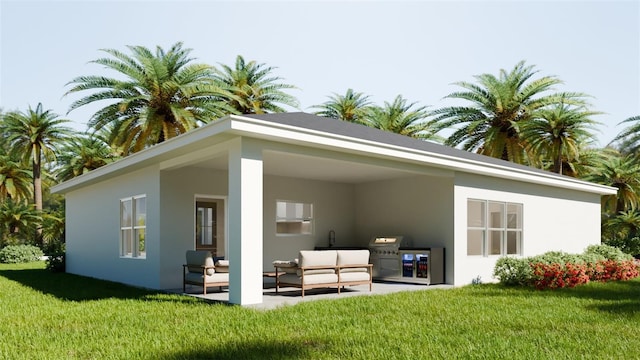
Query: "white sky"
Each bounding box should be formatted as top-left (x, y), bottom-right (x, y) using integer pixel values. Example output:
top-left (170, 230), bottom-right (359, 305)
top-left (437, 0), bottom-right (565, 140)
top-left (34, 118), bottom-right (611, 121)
top-left (1, 0), bottom-right (638, 146)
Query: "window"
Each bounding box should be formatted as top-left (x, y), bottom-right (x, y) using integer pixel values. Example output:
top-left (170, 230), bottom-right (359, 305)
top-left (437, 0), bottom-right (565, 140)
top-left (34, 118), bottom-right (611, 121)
top-left (276, 200), bottom-right (313, 235)
top-left (121, 195), bottom-right (146, 258)
top-left (467, 199), bottom-right (522, 256)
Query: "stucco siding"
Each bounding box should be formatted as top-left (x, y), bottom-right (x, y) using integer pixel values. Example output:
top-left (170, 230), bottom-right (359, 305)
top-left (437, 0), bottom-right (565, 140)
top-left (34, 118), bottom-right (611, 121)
top-left (65, 165), bottom-right (160, 288)
top-left (158, 167), bottom-right (229, 289)
top-left (156, 169), bottom-right (356, 290)
top-left (354, 175), bottom-right (455, 283)
top-left (453, 172), bottom-right (602, 285)
top-left (263, 175), bottom-right (356, 270)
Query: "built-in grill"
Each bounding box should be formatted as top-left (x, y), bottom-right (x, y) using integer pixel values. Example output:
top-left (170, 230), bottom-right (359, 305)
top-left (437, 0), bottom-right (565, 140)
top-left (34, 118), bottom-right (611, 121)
top-left (368, 236), bottom-right (407, 279)
top-left (369, 235), bottom-right (445, 285)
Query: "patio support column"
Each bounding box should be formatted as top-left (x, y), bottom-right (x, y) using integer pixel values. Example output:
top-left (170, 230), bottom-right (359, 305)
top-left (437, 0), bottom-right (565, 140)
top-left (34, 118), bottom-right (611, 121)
top-left (227, 138), bottom-right (263, 305)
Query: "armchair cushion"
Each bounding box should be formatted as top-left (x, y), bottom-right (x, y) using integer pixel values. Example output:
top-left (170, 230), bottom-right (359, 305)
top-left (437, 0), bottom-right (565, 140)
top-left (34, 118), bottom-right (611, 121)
top-left (185, 250), bottom-right (215, 275)
top-left (184, 272), bottom-right (229, 284)
top-left (214, 260), bottom-right (229, 273)
top-left (215, 260), bottom-right (229, 267)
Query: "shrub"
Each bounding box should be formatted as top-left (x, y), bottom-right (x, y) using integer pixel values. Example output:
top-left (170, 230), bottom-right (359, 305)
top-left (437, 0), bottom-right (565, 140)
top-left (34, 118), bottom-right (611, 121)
top-left (493, 257), bottom-right (532, 286)
top-left (602, 235), bottom-right (640, 258)
top-left (531, 262), bottom-right (589, 290)
top-left (493, 246), bottom-right (640, 289)
top-left (45, 242), bottom-right (65, 273)
top-left (584, 244), bottom-right (633, 261)
top-left (0, 245), bottom-right (44, 264)
top-left (529, 251), bottom-right (583, 265)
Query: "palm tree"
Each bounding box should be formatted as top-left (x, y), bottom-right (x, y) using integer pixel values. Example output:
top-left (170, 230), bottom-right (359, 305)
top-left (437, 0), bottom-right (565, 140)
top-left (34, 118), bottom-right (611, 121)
top-left (521, 98), bottom-right (601, 174)
top-left (0, 155), bottom-right (33, 202)
top-left (66, 42), bottom-right (232, 155)
top-left (3, 103), bottom-right (71, 216)
top-left (312, 89), bottom-right (372, 123)
top-left (611, 115), bottom-right (640, 154)
top-left (558, 146), bottom-right (610, 178)
top-left (42, 209), bottom-right (65, 248)
top-left (603, 210), bottom-right (640, 242)
top-left (56, 132), bottom-right (119, 181)
top-left (213, 55), bottom-right (299, 114)
top-left (601, 210), bottom-right (640, 256)
top-left (363, 95), bottom-right (442, 141)
top-left (0, 199), bottom-right (42, 246)
top-left (582, 150), bottom-right (640, 214)
top-left (432, 61), bottom-right (582, 164)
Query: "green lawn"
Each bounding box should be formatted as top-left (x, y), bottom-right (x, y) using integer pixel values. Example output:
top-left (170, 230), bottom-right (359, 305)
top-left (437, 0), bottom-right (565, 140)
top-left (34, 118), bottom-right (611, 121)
top-left (1, 262), bottom-right (639, 359)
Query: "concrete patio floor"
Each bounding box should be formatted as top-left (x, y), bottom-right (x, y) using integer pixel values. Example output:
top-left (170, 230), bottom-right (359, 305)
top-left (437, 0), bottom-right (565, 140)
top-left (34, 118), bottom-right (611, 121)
top-left (170, 281), bottom-right (453, 310)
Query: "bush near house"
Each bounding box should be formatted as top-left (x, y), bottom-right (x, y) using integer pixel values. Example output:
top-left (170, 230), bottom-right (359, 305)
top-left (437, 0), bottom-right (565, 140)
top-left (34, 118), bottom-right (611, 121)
top-left (493, 244), bottom-right (639, 289)
top-left (45, 242), bottom-right (65, 272)
top-left (0, 245), bottom-right (44, 264)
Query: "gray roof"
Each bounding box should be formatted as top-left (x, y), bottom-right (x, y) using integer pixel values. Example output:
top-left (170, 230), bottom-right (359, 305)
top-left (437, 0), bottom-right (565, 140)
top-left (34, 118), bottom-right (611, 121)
top-left (242, 112), bottom-right (570, 180)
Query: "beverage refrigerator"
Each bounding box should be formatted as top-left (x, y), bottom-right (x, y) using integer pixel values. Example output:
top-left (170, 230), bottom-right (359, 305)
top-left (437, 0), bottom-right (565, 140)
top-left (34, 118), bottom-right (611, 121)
top-left (399, 248), bottom-right (444, 285)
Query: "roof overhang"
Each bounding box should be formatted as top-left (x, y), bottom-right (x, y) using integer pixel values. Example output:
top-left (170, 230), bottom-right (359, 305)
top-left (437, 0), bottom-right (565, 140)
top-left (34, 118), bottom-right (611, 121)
top-left (52, 114), bottom-right (618, 196)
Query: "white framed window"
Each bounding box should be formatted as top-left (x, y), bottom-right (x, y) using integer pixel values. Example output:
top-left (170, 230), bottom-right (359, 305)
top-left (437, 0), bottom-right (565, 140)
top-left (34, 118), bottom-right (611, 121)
top-left (121, 195), bottom-right (146, 258)
top-left (467, 199), bottom-right (522, 256)
top-left (276, 200), bottom-right (313, 235)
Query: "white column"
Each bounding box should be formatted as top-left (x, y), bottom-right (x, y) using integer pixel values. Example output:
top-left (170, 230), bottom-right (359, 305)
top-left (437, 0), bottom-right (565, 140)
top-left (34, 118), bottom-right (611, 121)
top-left (227, 138), bottom-right (263, 305)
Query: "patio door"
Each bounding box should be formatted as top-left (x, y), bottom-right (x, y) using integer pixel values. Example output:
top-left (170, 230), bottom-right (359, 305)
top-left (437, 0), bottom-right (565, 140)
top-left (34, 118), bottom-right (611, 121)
top-left (195, 199), bottom-right (226, 258)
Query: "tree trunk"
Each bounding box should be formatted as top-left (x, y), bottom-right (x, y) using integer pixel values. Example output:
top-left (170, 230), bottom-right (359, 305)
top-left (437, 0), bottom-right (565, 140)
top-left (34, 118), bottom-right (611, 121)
top-left (553, 153), bottom-right (563, 174)
top-left (32, 146), bottom-right (43, 246)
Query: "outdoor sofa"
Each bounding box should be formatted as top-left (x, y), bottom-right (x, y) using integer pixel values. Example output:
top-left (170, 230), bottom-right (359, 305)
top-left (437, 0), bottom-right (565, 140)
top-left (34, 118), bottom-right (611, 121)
top-left (273, 249), bottom-right (373, 297)
top-left (182, 250), bottom-right (229, 294)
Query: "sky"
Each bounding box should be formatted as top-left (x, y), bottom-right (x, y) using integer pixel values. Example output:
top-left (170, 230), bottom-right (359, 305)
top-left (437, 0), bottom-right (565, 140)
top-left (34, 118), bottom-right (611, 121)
top-left (1, 0), bottom-right (638, 146)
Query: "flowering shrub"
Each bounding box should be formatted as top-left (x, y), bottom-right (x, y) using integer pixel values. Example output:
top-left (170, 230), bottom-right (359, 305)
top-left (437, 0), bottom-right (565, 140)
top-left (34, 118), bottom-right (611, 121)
top-left (588, 259), bottom-right (639, 282)
top-left (493, 245), bottom-right (640, 290)
top-left (531, 262), bottom-right (589, 290)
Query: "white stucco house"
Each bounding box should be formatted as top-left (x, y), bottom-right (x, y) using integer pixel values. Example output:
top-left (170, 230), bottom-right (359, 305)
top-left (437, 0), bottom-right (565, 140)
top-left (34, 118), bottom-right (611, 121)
top-left (51, 112), bottom-right (616, 305)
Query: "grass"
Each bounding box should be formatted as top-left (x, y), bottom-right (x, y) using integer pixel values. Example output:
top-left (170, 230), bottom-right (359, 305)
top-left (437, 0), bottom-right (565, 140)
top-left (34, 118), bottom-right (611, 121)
top-left (1, 262), bottom-right (640, 359)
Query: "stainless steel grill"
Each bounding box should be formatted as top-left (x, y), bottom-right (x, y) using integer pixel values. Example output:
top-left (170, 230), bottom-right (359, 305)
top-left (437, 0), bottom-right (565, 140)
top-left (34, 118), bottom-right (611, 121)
top-left (369, 236), bottom-right (445, 285)
top-left (368, 236), bottom-right (407, 278)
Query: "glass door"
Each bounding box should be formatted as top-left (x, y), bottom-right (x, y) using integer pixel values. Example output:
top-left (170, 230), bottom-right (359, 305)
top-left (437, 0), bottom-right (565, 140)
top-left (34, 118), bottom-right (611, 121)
top-left (195, 200), bottom-right (225, 258)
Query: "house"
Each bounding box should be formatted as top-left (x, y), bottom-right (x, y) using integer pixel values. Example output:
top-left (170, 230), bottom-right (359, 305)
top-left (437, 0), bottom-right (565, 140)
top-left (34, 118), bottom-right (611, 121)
top-left (51, 112), bottom-right (617, 305)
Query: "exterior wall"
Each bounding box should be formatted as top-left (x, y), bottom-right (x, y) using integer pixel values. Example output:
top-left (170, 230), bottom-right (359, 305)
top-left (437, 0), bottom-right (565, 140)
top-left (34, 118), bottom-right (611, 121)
top-left (158, 167), bottom-right (229, 289)
top-left (157, 168), bottom-right (355, 290)
top-left (354, 175), bottom-right (455, 283)
top-left (263, 175), bottom-right (356, 269)
top-left (453, 172), bottom-right (602, 286)
top-left (65, 165), bottom-right (160, 288)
